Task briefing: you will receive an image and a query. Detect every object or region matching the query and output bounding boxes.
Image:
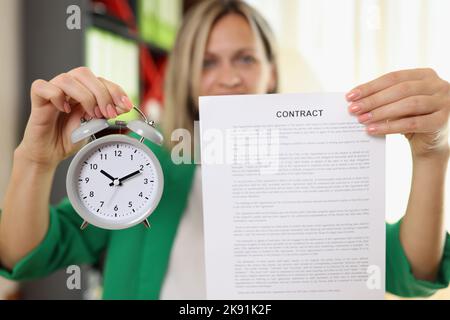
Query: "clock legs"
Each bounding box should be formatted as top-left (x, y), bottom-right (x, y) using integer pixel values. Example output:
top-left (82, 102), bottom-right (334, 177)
top-left (80, 220), bottom-right (89, 230)
top-left (143, 218), bottom-right (151, 229)
top-left (80, 219), bottom-right (151, 229)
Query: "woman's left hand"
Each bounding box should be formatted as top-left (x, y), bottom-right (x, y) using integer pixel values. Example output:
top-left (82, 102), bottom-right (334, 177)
top-left (346, 68), bottom-right (450, 159)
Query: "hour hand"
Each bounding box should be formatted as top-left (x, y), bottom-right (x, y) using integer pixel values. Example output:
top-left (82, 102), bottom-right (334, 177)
top-left (100, 170), bottom-right (116, 182)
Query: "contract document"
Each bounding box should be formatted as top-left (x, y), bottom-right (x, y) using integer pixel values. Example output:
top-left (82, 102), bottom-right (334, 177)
top-left (199, 93), bottom-right (385, 299)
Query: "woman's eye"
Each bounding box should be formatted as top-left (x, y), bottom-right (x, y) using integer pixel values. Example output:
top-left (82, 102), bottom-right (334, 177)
top-left (203, 59), bottom-right (217, 69)
top-left (237, 55), bottom-right (256, 65)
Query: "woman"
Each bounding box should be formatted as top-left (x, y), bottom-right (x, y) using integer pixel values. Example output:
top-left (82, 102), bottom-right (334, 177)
top-left (0, 0), bottom-right (449, 299)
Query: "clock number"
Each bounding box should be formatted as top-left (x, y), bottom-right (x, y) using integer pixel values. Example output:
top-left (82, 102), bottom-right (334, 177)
top-left (114, 150), bottom-right (122, 157)
top-left (138, 192), bottom-right (143, 197)
top-left (100, 154), bottom-right (108, 160)
top-left (100, 201), bottom-right (104, 207)
top-left (90, 164), bottom-right (98, 170)
top-left (128, 201), bottom-right (133, 208)
top-left (114, 205), bottom-right (118, 211)
top-left (144, 178), bottom-right (148, 184)
top-left (89, 191), bottom-right (94, 197)
top-left (139, 165), bottom-right (144, 170)
top-left (85, 177), bottom-right (89, 183)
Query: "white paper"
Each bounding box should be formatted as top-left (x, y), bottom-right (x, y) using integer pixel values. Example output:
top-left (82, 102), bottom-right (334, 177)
top-left (199, 93), bottom-right (385, 300)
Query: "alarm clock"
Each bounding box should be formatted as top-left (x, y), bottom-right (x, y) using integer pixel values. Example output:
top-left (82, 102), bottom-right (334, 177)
top-left (66, 106), bottom-right (164, 230)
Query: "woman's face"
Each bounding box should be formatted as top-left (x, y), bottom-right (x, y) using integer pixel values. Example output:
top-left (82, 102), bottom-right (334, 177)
top-left (199, 13), bottom-right (275, 96)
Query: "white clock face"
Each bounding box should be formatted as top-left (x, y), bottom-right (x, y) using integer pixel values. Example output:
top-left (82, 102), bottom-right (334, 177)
top-left (67, 135), bottom-right (164, 230)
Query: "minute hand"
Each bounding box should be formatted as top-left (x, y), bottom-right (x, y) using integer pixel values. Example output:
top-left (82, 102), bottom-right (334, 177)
top-left (110, 170), bottom-right (142, 186)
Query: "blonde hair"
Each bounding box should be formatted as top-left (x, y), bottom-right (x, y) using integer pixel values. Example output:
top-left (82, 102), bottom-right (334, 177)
top-left (162, 0), bottom-right (279, 149)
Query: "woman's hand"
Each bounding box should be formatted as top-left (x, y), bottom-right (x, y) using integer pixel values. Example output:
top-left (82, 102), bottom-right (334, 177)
top-left (346, 68), bottom-right (450, 160)
top-left (16, 67), bottom-right (134, 168)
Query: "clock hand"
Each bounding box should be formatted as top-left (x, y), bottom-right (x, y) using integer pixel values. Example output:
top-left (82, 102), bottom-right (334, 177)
top-left (107, 185), bottom-right (120, 208)
top-left (101, 169), bottom-right (122, 187)
top-left (100, 169), bottom-right (115, 182)
top-left (109, 169), bottom-right (142, 186)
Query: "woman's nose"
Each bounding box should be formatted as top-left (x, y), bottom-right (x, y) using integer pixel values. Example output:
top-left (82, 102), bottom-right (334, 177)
top-left (217, 64), bottom-right (242, 88)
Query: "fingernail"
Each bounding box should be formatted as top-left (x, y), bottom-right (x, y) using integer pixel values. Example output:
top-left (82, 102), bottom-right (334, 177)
top-left (346, 90), bottom-right (361, 101)
top-left (99, 105), bottom-right (108, 118)
top-left (64, 102), bottom-right (71, 113)
top-left (358, 112), bottom-right (372, 123)
top-left (107, 104), bottom-right (118, 118)
top-left (121, 96), bottom-right (133, 110)
top-left (116, 107), bottom-right (125, 115)
top-left (367, 124), bottom-right (378, 134)
top-left (94, 106), bottom-right (103, 118)
top-left (348, 104), bottom-right (362, 113)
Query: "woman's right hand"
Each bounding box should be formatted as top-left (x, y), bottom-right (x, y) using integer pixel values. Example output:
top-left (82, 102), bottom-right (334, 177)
top-left (15, 67), bottom-right (134, 168)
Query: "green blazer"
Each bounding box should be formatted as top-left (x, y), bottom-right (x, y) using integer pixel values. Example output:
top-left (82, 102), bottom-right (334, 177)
top-left (1, 137), bottom-right (450, 299)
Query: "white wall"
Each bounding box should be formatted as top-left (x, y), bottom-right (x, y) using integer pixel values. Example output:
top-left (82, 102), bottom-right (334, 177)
top-left (0, 0), bottom-right (21, 203)
top-left (0, 0), bottom-right (21, 299)
top-left (247, 0), bottom-right (450, 230)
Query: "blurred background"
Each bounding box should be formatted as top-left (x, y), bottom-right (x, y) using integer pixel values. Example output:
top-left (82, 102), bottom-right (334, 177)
top-left (0, 0), bottom-right (449, 299)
